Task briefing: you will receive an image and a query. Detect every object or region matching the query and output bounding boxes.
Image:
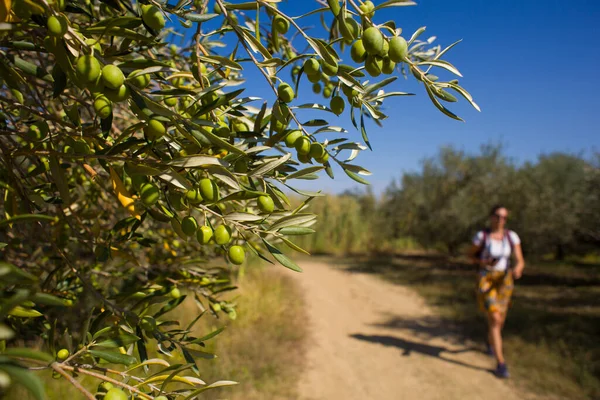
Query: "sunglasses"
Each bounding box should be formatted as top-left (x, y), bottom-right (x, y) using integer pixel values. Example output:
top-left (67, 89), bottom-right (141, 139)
top-left (493, 214), bottom-right (508, 220)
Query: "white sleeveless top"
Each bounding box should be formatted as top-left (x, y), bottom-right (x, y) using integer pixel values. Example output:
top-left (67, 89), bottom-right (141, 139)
top-left (472, 230), bottom-right (521, 272)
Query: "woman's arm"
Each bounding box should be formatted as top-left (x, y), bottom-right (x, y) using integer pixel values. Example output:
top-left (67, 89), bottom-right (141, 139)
top-left (512, 243), bottom-right (525, 279)
top-left (468, 244), bottom-right (487, 269)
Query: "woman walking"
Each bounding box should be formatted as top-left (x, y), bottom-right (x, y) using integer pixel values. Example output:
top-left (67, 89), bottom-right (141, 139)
top-left (469, 205), bottom-right (525, 378)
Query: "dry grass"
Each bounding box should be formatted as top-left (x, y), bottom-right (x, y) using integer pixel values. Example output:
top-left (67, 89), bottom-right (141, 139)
top-left (171, 263), bottom-right (307, 400)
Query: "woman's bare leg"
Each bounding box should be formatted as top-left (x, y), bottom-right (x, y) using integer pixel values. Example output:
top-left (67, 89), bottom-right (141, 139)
top-left (488, 311), bottom-right (505, 364)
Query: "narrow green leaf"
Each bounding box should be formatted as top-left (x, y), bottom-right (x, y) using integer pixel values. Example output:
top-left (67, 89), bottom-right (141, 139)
top-left (438, 82), bottom-right (481, 112)
top-left (281, 237), bottom-right (310, 255)
top-left (92, 326), bottom-right (114, 341)
top-left (225, 1), bottom-right (258, 10)
top-left (363, 76), bottom-right (397, 95)
top-left (2, 348), bottom-right (53, 363)
top-left (269, 213), bottom-right (316, 232)
top-left (223, 213), bottom-right (263, 222)
top-left (418, 60), bottom-right (463, 77)
top-left (219, 190), bottom-right (267, 202)
top-left (262, 239), bottom-right (302, 272)
top-left (335, 142), bottom-right (368, 151)
top-left (0, 364), bottom-right (45, 400)
top-left (206, 165), bottom-right (240, 190)
top-left (374, 0), bottom-right (417, 10)
top-left (408, 26), bottom-right (427, 45)
top-left (197, 55), bottom-right (242, 71)
top-left (155, 363), bottom-right (198, 392)
top-left (128, 66), bottom-right (176, 78)
top-left (244, 240), bottom-right (274, 265)
top-left (285, 166), bottom-right (325, 180)
top-left (168, 156), bottom-right (228, 168)
top-left (434, 39), bottom-right (463, 60)
top-left (153, 296), bottom-right (187, 318)
top-left (88, 349), bottom-right (137, 365)
top-left (359, 109), bottom-right (372, 150)
top-left (424, 84), bottom-right (464, 121)
top-left (0, 214), bottom-right (57, 228)
top-left (249, 153), bottom-right (291, 176)
top-left (182, 12), bottom-right (219, 22)
top-left (340, 163), bottom-right (372, 176)
top-left (362, 101), bottom-right (386, 120)
top-left (337, 71), bottom-right (365, 94)
top-left (184, 121), bottom-right (246, 156)
top-left (283, 185), bottom-right (324, 197)
top-left (294, 103), bottom-right (330, 111)
top-left (83, 26), bottom-right (149, 42)
top-left (278, 227), bottom-right (315, 235)
top-left (343, 169), bottom-right (370, 185)
top-left (183, 347), bottom-right (216, 360)
top-left (125, 358), bottom-right (170, 373)
top-left (325, 163), bottom-right (335, 179)
top-left (10, 41), bottom-right (38, 51)
top-left (314, 126), bottom-right (347, 134)
top-left (267, 185), bottom-right (291, 207)
top-left (89, 16), bottom-right (142, 29)
top-left (49, 156), bottom-right (71, 205)
top-left (306, 37), bottom-right (337, 68)
top-left (369, 91), bottom-right (415, 101)
top-left (124, 163), bottom-right (162, 176)
top-left (303, 119), bottom-right (328, 127)
top-left (31, 293), bottom-right (68, 307)
top-left (11, 56), bottom-right (51, 81)
top-left (136, 326), bottom-right (148, 363)
top-left (157, 170), bottom-right (193, 190)
top-left (189, 327), bottom-right (225, 345)
top-left (290, 6), bottom-right (329, 20)
top-left (95, 334), bottom-right (141, 348)
top-left (0, 263), bottom-right (37, 284)
top-left (183, 380), bottom-right (238, 400)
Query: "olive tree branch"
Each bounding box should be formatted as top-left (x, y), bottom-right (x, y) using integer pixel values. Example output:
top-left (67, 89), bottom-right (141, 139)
top-left (50, 362), bottom-right (96, 400)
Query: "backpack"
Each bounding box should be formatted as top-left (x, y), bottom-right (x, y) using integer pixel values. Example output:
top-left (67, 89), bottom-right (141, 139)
top-left (476, 228), bottom-right (515, 268)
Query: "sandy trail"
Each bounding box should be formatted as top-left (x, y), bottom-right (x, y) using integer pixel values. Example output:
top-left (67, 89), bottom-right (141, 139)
top-left (288, 259), bottom-right (531, 400)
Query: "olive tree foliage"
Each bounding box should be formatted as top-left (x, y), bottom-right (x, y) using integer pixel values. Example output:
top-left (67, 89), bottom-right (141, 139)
top-left (576, 152), bottom-right (600, 248)
top-left (516, 153), bottom-right (592, 258)
top-left (0, 0), bottom-right (477, 397)
top-left (382, 146), bottom-right (600, 257)
top-left (382, 145), bottom-right (513, 254)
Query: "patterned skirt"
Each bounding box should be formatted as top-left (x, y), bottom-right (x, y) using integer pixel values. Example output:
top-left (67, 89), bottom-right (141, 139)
top-left (476, 270), bottom-right (514, 314)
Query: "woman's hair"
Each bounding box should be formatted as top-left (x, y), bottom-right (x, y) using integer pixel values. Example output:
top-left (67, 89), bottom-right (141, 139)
top-left (489, 204), bottom-right (506, 216)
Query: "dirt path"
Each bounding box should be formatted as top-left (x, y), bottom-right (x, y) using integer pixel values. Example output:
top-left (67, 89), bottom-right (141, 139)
top-left (288, 259), bottom-right (532, 400)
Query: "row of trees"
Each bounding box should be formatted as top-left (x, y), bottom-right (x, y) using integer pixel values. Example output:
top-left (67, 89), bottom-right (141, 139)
top-left (300, 145), bottom-right (600, 259)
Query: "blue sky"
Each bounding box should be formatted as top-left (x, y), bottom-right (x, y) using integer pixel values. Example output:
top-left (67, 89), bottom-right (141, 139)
top-left (197, 1), bottom-right (600, 194)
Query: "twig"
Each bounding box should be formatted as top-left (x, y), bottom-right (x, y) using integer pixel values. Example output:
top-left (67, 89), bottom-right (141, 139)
top-left (62, 343), bottom-right (93, 365)
top-left (61, 364), bottom-right (153, 400)
top-left (193, 0), bottom-right (211, 90)
top-left (51, 363), bottom-right (96, 400)
top-left (83, 364), bottom-right (164, 393)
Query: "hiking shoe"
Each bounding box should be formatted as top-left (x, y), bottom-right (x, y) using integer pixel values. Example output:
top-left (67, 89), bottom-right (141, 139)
top-left (495, 363), bottom-right (510, 379)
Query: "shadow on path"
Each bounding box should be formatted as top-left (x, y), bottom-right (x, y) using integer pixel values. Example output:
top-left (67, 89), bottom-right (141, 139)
top-left (371, 313), bottom-right (479, 347)
top-left (350, 333), bottom-right (493, 374)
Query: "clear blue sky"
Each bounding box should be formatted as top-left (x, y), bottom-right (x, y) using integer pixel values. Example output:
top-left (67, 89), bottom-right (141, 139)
top-left (200, 0), bottom-right (600, 194)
